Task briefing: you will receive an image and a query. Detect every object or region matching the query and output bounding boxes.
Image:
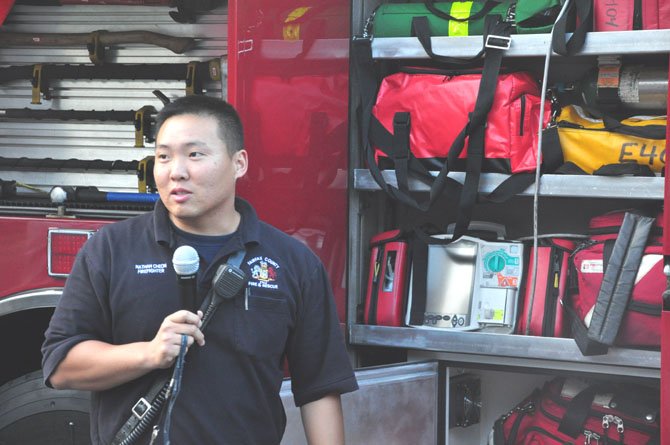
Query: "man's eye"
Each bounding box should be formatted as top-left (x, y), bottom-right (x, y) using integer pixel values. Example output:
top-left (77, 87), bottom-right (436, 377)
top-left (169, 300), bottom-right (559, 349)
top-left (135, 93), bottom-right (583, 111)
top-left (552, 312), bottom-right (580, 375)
top-left (157, 154), bottom-right (169, 160)
top-left (189, 152), bottom-right (204, 158)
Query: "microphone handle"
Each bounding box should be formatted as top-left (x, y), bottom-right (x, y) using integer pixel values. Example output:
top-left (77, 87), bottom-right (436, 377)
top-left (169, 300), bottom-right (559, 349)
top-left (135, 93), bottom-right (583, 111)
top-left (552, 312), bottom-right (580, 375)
top-left (177, 274), bottom-right (198, 312)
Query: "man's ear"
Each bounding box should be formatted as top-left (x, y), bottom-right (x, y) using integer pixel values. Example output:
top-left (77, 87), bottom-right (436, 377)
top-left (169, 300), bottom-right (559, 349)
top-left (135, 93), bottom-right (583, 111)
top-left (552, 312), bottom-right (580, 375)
top-left (233, 149), bottom-right (249, 179)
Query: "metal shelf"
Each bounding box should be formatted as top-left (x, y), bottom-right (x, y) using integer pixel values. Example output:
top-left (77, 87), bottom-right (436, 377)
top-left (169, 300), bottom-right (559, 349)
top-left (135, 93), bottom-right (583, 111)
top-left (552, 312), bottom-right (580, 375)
top-left (353, 169), bottom-right (664, 199)
top-left (370, 29), bottom-right (670, 59)
top-left (350, 324), bottom-right (660, 379)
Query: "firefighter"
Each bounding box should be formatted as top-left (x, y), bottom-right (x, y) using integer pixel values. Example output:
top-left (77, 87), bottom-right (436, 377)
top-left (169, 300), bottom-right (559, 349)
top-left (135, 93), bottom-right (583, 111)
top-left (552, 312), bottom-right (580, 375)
top-left (42, 95), bottom-right (357, 445)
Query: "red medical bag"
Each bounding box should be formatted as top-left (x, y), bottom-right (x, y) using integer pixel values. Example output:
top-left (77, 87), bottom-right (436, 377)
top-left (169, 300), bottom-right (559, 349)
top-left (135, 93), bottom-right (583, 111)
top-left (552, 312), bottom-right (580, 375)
top-left (364, 230), bottom-right (409, 327)
top-left (491, 377), bottom-right (660, 445)
top-left (516, 238), bottom-right (577, 338)
top-left (569, 211), bottom-right (664, 349)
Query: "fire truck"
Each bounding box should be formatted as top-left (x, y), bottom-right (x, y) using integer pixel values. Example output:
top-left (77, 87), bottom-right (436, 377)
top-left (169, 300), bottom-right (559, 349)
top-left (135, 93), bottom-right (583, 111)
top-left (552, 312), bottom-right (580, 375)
top-left (0, 1), bottom-right (668, 444)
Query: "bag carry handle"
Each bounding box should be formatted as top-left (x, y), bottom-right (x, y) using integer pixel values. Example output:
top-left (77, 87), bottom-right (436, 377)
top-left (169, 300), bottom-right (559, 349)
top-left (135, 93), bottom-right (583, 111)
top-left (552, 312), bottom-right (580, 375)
top-left (584, 106), bottom-right (668, 139)
top-left (551, 0), bottom-right (592, 56)
top-left (423, 0), bottom-right (505, 23)
top-left (554, 161), bottom-right (656, 177)
top-left (601, 116), bottom-right (667, 140)
top-left (558, 384), bottom-right (604, 438)
top-left (411, 14), bottom-right (505, 65)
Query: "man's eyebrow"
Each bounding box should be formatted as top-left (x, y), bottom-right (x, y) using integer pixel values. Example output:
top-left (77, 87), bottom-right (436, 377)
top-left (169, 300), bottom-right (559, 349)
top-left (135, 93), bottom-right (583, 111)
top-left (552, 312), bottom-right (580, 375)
top-left (155, 140), bottom-right (208, 150)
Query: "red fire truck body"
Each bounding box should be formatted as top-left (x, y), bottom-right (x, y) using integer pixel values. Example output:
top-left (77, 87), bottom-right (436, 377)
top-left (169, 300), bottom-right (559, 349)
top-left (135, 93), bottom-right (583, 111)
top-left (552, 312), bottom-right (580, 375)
top-left (0, 0), bottom-right (667, 444)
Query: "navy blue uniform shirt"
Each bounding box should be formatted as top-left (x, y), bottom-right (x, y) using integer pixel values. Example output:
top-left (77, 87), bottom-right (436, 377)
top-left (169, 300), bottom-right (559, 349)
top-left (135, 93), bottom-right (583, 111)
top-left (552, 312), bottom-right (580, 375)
top-left (42, 198), bottom-right (358, 445)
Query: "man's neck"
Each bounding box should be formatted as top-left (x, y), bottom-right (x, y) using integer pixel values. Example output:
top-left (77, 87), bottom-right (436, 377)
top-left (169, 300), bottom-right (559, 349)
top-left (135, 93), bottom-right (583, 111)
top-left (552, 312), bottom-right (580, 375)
top-left (170, 208), bottom-right (241, 236)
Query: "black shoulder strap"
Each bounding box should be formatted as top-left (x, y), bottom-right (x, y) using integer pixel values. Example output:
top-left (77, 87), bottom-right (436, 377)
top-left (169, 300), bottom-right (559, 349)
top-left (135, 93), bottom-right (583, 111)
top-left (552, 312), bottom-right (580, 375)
top-left (451, 16), bottom-right (512, 239)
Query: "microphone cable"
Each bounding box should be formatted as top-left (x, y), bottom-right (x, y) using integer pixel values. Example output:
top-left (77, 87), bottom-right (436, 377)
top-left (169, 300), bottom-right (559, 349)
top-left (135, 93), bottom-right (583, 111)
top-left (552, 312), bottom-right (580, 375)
top-left (160, 334), bottom-right (188, 445)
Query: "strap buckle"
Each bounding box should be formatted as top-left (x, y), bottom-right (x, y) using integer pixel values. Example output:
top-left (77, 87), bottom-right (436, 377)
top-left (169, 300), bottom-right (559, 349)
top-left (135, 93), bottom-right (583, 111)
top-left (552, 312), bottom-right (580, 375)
top-left (485, 34), bottom-right (511, 50)
top-left (131, 397), bottom-right (152, 420)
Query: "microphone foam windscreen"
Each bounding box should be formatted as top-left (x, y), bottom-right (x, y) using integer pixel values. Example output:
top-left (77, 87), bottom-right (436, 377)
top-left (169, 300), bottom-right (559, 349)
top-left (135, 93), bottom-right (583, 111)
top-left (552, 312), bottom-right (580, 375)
top-left (172, 245), bottom-right (199, 275)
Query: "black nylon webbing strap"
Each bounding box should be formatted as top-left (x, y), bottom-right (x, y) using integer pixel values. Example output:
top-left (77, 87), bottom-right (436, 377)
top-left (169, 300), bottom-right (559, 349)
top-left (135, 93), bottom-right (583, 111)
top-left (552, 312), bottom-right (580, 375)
top-left (484, 123), bottom-right (565, 203)
top-left (558, 384), bottom-right (601, 438)
top-left (408, 236), bottom-right (429, 326)
top-left (112, 248), bottom-right (247, 445)
top-left (451, 16), bottom-right (511, 240)
top-left (355, 34), bottom-right (460, 212)
top-left (412, 15), bottom-right (487, 65)
top-left (551, 0), bottom-right (592, 56)
top-left (587, 212), bottom-right (654, 346)
top-left (392, 112), bottom-right (413, 197)
top-left (370, 16), bottom-right (511, 214)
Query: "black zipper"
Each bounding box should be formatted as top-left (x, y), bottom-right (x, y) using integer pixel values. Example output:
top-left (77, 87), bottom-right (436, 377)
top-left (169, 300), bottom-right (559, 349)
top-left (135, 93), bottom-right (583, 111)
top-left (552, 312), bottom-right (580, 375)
top-left (519, 94), bottom-right (526, 136)
top-left (633, 0), bottom-right (643, 30)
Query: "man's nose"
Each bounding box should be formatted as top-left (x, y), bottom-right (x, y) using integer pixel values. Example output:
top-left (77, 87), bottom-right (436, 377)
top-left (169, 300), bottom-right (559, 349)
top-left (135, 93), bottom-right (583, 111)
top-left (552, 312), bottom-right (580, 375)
top-left (169, 156), bottom-right (189, 180)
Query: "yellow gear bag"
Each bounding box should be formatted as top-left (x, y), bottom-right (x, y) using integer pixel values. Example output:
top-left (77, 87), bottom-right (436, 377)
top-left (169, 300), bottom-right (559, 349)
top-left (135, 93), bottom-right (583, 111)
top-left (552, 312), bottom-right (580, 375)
top-left (555, 105), bottom-right (667, 175)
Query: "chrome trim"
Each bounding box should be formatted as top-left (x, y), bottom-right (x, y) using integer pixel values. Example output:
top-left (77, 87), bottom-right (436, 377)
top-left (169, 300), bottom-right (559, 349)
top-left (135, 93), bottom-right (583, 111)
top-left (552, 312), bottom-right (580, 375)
top-left (0, 288), bottom-right (62, 317)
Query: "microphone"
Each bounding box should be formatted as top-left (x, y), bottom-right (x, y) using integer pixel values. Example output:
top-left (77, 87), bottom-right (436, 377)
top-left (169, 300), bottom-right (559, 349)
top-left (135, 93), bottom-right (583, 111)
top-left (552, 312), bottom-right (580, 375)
top-left (172, 245), bottom-right (199, 312)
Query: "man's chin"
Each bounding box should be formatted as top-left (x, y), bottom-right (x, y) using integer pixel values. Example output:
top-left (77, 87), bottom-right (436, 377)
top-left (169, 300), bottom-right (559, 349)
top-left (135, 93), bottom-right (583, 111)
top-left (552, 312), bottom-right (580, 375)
top-left (167, 208), bottom-right (199, 224)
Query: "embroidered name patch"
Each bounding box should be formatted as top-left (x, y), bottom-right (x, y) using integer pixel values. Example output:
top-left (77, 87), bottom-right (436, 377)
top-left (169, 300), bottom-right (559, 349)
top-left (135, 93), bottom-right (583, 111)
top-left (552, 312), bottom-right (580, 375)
top-left (135, 263), bottom-right (167, 275)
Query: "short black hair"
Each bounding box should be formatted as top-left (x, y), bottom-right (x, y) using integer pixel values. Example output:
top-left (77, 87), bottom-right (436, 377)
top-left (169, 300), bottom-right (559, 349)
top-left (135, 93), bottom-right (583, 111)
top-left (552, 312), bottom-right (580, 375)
top-left (154, 95), bottom-right (244, 156)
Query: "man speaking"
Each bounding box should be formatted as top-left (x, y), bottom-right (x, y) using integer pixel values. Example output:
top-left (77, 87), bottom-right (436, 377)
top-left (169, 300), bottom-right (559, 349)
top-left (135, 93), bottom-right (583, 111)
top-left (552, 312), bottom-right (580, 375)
top-left (41, 95), bottom-right (358, 444)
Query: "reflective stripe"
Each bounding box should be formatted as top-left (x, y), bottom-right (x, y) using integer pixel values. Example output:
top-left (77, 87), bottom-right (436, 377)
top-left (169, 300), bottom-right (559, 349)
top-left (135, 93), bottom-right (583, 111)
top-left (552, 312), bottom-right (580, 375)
top-left (448, 1), bottom-right (474, 36)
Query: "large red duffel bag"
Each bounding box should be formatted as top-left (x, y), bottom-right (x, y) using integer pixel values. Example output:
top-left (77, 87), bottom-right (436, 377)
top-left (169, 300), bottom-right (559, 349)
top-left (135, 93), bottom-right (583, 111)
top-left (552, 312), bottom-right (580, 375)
top-left (594, 0), bottom-right (670, 31)
top-left (370, 70), bottom-right (550, 176)
top-left (365, 68), bottom-right (561, 239)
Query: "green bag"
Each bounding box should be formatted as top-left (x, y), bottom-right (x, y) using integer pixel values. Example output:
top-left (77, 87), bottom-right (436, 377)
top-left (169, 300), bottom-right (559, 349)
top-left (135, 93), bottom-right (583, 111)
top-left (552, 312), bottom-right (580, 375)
top-left (372, 0), bottom-right (564, 37)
